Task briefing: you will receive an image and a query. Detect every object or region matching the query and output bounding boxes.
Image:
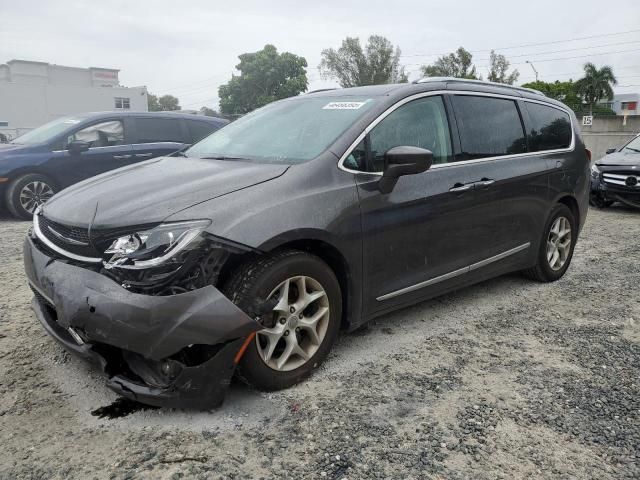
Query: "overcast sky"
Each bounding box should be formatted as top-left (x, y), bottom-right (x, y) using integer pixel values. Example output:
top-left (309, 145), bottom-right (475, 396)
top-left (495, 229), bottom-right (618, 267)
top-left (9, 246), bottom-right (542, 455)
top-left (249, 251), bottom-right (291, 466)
top-left (1, 0), bottom-right (638, 110)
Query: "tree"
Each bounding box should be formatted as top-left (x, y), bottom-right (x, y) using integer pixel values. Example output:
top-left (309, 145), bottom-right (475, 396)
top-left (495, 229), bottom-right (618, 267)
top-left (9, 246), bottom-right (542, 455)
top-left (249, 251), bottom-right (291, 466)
top-left (319, 35), bottom-right (408, 87)
top-left (420, 47), bottom-right (478, 79)
top-left (147, 93), bottom-right (180, 111)
top-left (199, 106), bottom-right (219, 117)
top-left (575, 63), bottom-right (617, 116)
top-left (487, 51), bottom-right (519, 85)
top-left (218, 44), bottom-right (308, 115)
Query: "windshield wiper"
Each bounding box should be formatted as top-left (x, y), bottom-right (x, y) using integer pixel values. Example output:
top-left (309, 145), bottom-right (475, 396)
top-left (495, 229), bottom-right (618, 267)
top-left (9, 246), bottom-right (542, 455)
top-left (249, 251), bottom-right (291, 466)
top-left (624, 147), bottom-right (640, 153)
top-left (200, 155), bottom-right (247, 161)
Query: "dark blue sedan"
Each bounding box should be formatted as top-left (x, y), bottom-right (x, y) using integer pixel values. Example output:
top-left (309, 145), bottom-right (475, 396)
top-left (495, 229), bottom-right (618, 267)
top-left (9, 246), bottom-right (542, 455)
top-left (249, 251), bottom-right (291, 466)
top-left (0, 111), bottom-right (227, 219)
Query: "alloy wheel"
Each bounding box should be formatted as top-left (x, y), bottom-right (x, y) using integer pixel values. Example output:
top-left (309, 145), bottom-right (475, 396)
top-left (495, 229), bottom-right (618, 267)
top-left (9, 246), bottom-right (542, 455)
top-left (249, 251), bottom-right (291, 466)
top-left (19, 181), bottom-right (54, 214)
top-left (546, 216), bottom-right (572, 271)
top-left (256, 275), bottom-right (330, 371)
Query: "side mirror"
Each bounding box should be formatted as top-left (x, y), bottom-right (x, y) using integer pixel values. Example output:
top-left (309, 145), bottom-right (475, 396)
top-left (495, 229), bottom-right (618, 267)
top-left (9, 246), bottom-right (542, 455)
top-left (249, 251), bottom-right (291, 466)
top-left (605, 148), bottom-right (617, 155)
top-left (379, 146), bottom-right (433, 194)
top-left (68, 140), bottom-right (90, 154)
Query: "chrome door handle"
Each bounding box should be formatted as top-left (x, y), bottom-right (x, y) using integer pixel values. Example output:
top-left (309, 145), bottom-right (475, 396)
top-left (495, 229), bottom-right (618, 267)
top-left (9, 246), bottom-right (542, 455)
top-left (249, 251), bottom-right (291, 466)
top-left (449, 183), bottom-right (473, 193)
top-left (475, 179), bottom-right (495, 187)
top-left (135, 153), bottom-right (153, 158)
top-left (113, 154), bottom-right (132, 159)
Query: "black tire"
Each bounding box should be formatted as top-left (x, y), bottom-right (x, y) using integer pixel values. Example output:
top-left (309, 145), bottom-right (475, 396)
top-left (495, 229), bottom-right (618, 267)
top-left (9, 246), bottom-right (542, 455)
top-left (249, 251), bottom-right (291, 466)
top-left (523, 204), bottom-right (577, 282)
top-left (223, 250), bottom-right (342, 391)
top-left (6, 173), bottom-right (57, 220)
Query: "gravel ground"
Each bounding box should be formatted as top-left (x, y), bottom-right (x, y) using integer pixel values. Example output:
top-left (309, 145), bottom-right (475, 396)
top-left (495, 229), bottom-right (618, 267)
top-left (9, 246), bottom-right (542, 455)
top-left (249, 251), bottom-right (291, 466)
top-left (0, 206), bottom-right (638, 479)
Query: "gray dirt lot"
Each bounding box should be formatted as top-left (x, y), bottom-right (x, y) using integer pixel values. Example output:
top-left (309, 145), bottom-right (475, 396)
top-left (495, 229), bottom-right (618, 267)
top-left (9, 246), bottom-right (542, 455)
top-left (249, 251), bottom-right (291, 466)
top-left (0, 206), bottom-right (638, 479)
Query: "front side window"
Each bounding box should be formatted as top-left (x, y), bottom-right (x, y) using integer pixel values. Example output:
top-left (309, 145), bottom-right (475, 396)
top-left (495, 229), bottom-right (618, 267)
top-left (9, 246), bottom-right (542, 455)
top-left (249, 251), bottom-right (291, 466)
top-left (135, 118), bottom-right (185, 143)
top-left (451, 95), bottom-right (527, 160)
top-left (368, 96), bottom-right (452, 171)
top-left (67, 120), bottom-right (124, 148)
top-left (186, 96), bottom-right (378, 164)
top-left (525, 102), bottom-right (572, 151)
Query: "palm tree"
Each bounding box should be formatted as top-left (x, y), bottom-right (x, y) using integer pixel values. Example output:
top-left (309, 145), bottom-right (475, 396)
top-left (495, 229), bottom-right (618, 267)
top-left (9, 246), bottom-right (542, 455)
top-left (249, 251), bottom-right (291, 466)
top-left (575, 63), bottom-right (617, 116)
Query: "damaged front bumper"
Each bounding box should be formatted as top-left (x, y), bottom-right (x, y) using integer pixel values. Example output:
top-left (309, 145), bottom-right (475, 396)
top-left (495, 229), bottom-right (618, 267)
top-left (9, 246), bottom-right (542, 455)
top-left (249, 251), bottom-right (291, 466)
top-left (591, 174), bottom-right (640, 208)
top-left (24, 235), bottom-right (260, 409)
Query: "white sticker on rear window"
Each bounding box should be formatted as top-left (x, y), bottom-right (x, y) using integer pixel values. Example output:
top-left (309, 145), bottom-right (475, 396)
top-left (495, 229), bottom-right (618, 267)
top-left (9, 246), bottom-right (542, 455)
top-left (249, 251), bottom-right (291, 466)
top-left (323, 101), bottom-right (368, 110)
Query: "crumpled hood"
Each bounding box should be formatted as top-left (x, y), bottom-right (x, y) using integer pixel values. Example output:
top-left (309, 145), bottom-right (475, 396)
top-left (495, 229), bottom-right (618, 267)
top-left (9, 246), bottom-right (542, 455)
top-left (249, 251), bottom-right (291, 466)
top-left (42, 156), bottom-right (289, 227)
top-left (596, 151), bottom-right (640, 167)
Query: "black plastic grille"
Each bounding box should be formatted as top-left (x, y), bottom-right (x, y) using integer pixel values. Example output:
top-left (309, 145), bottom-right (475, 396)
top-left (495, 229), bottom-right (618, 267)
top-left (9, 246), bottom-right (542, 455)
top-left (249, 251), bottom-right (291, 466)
top-left (38, 215), bottom-right (102, 258)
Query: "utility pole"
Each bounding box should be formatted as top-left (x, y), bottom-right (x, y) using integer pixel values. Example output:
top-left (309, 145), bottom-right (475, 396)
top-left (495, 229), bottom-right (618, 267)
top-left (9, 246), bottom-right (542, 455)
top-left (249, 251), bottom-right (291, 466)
top-left (526, 61), bottom-right (539, 82)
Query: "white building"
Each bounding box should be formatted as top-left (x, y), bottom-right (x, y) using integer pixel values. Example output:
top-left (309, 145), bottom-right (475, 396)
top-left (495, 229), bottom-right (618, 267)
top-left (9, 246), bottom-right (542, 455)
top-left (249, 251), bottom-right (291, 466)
top-left (600, 93), bottom-right (639, 116)
top-left (0, 59), bottom-right (148, 140)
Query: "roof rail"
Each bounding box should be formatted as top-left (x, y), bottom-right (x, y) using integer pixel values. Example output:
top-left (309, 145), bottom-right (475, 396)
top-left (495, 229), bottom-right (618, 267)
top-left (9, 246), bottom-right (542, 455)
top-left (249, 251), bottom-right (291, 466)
top-left (307, 88), bottom-right (339, 94)
top-left (412, 77), bottom-right (545, 96)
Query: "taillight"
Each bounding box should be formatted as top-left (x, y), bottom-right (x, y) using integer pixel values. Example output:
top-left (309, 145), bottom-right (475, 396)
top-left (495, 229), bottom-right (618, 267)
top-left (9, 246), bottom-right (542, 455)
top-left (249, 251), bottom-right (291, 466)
top-left (585, 148), bottom-right (592, 162)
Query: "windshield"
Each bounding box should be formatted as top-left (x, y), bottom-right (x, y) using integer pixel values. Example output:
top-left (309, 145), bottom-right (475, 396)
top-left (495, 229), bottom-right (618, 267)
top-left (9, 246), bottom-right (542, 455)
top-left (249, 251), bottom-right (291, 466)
top-left (12, 116), bottom-right (82, 145)
top-left (186, 96), bottom-right (377, 164)
top-left (623, 136), bottom-right (640, 153)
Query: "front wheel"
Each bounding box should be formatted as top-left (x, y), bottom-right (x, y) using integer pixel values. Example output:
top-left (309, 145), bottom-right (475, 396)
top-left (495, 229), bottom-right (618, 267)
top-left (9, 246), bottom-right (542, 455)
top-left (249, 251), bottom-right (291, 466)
top-left (522, 204), bottom-right (577, 282)
top-left (6, 173), bottom-right (57, 220)
top-left (224, 250), bottom-right (342, 391)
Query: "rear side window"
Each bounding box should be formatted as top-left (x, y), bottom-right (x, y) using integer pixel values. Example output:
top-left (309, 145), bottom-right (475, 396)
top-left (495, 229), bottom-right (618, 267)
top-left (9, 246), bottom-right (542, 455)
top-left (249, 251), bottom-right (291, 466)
top-left (134, 118), bottom-right (185, 144)
top-left (187, 120), bottom-right (218, 143)
top-left (525, 102), bottom-right (572, 151)
top-left (451, 95), bottom-right (526, 160)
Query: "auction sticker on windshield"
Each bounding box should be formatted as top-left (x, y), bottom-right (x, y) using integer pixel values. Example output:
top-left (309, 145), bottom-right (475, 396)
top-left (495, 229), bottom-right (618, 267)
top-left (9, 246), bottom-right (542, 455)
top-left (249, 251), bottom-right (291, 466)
top-left (323, 101), bottom-right (369, 110)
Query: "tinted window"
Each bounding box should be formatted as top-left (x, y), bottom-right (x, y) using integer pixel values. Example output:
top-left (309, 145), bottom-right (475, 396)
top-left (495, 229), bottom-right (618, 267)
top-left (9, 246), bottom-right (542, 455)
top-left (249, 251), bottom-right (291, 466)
top-left (187, 120), bottom-right (218, 143)
top-left (451, 95), bottom-right (526, 160)
top-left (135, 118), bottom-right (185, 143)
top-left (525, 102), bottom-right (572, 151)
top-left (367, 96), bottom-right (452, 171)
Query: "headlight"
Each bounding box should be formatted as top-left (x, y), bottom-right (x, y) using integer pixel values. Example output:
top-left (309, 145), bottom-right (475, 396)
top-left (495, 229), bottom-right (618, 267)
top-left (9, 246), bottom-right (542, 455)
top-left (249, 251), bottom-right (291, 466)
top-left (591, 164), bottom-right (601, 179)
top-left (104, 220), bottom-right (211, 270)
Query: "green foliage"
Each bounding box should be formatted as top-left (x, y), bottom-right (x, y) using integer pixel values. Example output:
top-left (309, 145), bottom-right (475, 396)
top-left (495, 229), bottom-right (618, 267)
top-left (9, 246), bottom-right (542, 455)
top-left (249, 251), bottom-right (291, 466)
top-left (522, 64), bottom-right (618, 117)
top-left (199, 106), bottom-right (219, 117)
top-left (521, 80), bottom-right (583, 107)
top-left (218, 44), bottom-right (308, 115)
top-left (487, 50), bottom-right (519, 85)
top-left (574, 63), bottom-right (617, 115)
top-left (147, 93), bottom-right (180, 111)
top-left (420, 47), bottom-right (478, 79)
top-left (319, 35), bottom-right (408, 87)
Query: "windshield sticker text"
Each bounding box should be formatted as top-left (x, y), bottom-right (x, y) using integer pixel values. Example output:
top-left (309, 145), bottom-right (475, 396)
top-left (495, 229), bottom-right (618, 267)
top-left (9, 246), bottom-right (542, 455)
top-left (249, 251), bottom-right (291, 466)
top-left (323, 101), bottom-right (368, 110)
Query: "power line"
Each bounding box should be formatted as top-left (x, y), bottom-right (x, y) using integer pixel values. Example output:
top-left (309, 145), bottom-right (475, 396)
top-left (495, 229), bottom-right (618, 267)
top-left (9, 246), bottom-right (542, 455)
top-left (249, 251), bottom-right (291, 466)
top-left (403, 48), bottom-right (640, 69)
top-left (495, 40), bottom-right (640, 60)
top-left (401, 28), bottom-right (640, 58)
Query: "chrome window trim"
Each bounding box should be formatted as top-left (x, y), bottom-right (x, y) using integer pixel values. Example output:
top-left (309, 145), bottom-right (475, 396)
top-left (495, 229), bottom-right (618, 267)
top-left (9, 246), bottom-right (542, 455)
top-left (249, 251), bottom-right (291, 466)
top-left (33, 212), bottom-right (103, 263)
top-left (376, 242), bottom-right (530, 301)
top-left (337, 90), bottom-right (575, 176)
top-left (51, 142), bottom-right (185, 154)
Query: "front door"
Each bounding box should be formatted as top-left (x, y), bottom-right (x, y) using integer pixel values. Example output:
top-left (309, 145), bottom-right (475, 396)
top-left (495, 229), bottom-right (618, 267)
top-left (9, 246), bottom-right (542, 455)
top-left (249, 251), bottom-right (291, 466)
top-left (56, 119), bottom-right (133, 187)
top-left (354, 95), bottom-right (479, 315)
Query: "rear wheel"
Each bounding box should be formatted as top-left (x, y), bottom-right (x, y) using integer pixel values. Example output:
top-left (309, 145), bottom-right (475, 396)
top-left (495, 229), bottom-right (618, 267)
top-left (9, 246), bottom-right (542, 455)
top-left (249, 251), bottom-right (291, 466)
top-left (224, 250), bottom-right (342, 391)
top-left (523, 204), bottom-right (576, 282)
top-left (6, 173), bottom-right (56, 220)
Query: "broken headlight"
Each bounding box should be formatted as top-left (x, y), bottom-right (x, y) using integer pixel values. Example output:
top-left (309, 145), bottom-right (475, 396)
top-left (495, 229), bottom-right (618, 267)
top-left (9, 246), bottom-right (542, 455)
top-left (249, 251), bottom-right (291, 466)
top-left (103, 220), bottom-right (211, 270)
top-left (591, 164), bottom-right (601, 179)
